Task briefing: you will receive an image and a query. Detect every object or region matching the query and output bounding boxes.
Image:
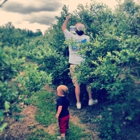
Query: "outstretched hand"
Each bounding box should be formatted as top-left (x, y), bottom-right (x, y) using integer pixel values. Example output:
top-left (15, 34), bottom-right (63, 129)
top-left (62, 15), bottom-right (71, 31)
top-left (66, 16), bottom-right (71, 20)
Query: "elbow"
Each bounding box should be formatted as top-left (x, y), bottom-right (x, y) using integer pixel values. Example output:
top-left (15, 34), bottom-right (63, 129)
top-left (62, 26), bottom-right (65, 31)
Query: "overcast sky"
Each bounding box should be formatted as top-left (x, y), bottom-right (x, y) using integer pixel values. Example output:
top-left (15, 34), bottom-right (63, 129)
top-left (0, 0), bottom-right (137, 33)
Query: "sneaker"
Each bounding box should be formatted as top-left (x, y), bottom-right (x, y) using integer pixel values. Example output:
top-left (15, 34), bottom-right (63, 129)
top-left (88, 99), bottom-right (98, 106)
top-left (57, 136), bottom-right (66, 140)
top-left (76, 102), bottom-right (81, 109)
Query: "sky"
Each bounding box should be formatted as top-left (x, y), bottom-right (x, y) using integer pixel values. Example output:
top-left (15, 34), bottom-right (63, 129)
top-left (0, 0), bottom-right (137, 33)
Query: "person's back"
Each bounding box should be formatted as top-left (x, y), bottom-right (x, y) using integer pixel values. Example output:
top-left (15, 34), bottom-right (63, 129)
top-left (56, 96), bottom-right (69, 118)
top-left (70, 34), bottom-right (89, 64)
top-left (62, 16), bottom-right (98, 110)
top-left (63, 24), bottom-right (90, 65)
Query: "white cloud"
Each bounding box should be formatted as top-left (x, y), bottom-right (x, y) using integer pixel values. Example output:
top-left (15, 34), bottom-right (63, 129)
top-left (3, 0), bottom-right (62, 14)
top-left (0, 11), bottom-right (22, 25)
top-left (0, 0), bottom-right (139, 33)
top-left (15, 21), bottom-right (49, 33)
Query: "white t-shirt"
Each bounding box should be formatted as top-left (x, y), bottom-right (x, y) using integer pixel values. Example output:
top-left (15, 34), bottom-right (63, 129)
top-left (63, 29), bottom-right (90, 64)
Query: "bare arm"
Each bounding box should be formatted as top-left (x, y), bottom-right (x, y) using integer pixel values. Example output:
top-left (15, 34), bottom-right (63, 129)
top-left (62, 16), bottom-right (70, 31)
top-left (56, 106), bottom-right (62, 119)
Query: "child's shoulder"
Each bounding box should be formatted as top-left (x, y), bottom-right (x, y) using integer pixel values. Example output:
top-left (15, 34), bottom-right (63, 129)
top-left (57, 96), bottom-right (64, 102)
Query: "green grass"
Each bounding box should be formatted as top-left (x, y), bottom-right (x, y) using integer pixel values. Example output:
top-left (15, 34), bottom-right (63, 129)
top-left (27, 129), bottom-right (56, 140)
top-left (67, 123), bottom-right (92, 140)
top-left (27, 90), bottom-right (93, 140)
top-left (29, 90), bottom-right (56, 126)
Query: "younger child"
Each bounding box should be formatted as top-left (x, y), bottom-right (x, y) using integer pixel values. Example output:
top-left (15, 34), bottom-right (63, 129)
top-left (56, 85), bottom-right (70, 140)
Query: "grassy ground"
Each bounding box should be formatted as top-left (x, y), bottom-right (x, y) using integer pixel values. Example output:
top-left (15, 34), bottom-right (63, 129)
top-left (25, 90), bottom-right (94, 140)
top-left (1, 86), bottom-right (139, 140)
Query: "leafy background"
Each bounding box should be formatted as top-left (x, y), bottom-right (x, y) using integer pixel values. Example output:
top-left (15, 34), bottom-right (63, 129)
top-left (0, 0), bottom-right (140, 139)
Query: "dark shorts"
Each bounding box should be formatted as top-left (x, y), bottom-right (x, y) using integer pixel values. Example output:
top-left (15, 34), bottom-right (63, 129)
top-left (58, 115), bottom-right (70, 133)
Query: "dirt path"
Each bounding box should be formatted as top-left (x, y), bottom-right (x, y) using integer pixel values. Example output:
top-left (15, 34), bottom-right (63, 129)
top-left (70, 109), bottom-right (100, 140)
top-left (0, 85), bottom-right (101, 140)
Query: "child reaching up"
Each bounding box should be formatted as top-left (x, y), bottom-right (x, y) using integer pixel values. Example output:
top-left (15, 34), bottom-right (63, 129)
top-left (56, 85), bottom-right (70, 140)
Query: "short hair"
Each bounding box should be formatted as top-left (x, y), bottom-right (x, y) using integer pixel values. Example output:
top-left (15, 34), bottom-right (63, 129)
top-left (57, 85), bottom-right (69, 95)
top-left (75, 23), bottom-right (85, 36)
top-left (75, 30), bottom-right (84, 36)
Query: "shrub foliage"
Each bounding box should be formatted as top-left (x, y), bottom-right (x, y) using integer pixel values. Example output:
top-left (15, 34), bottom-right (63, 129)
top-left (0, 0), bottom-right (140, 139)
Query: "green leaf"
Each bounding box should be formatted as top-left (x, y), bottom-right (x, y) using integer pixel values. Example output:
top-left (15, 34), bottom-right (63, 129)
top-left (0, 123), bottom-right (8, 133)
top-left (4, 101), bottom-right (10, 112)
top-left (0, 110), bottom-right (4, 122)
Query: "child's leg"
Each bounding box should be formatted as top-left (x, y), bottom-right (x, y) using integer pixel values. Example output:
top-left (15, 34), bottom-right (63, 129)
top-left (58, 115), bottom-right (70, 138)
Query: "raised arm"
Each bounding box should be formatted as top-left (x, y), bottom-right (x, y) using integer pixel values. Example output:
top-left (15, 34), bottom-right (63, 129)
top-left (62, 16), bottom-right (70, 31)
